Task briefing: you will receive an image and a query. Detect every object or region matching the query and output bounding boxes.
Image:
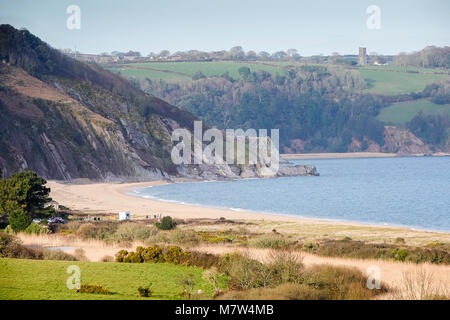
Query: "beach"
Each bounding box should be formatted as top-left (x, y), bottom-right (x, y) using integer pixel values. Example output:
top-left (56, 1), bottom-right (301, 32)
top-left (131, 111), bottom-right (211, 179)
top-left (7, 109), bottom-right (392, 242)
top-left (46, 180), bottom-right (450, 245)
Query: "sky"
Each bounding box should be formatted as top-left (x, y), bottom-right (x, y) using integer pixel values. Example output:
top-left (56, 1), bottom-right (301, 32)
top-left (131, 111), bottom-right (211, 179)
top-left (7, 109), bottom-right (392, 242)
top-left (0, 0), bottom-right (449, 56)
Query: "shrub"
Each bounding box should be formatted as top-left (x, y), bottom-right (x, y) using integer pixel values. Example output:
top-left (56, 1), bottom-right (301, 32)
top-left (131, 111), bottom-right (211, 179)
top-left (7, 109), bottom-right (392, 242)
top-left (395, 237), bottom-right (406, 244)
top-left (178, 274), bottom-right (196, 299)
top-left (164, 246), bottom-right (190, 265)
top-left (302, 239), bottom-right (450, 265)
top-left (189, 251), bottom-right (221, 269)
top-left (113, 223), bottom-right (157, 244)
top-left (24, 222), bottom-right (50, 235)
top-left (100, 255), bottom-right (114, 262)
top-left (3, 225), bottom-right (14, 234)
top-left (137, 283), bottom-right (153, 297)
top-left (76, 223), bottom-right (117, 241)
top-left (218, 252), bottom-right (272, 289)
top-left (253, 236), bottom-right (290, 249)
top-left (77, 284), bottom-right (111, 295)
top-left (40, 249), bottom-right (77, 261)
top-left (74, 248), bottom-right (87, 261)
top-left (155, 216), bottom-right (177, 230)
top-left (395, 249), bottom-right (409, 261)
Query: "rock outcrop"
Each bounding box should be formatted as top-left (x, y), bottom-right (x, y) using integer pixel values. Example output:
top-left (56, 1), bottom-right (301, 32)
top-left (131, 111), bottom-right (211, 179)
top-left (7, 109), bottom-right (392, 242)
top-left (383, 126), bottom-right (432, 155)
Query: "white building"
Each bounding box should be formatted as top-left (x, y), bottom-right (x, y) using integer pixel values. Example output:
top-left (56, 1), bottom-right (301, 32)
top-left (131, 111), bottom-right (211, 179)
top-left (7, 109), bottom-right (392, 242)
top-left (118, 211), bottom-right (131, 221)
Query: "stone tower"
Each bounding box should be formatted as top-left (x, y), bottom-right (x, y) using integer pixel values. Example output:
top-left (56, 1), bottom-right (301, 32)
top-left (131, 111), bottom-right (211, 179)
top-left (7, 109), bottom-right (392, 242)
top-left (358, 47), bottom-right (367, 65)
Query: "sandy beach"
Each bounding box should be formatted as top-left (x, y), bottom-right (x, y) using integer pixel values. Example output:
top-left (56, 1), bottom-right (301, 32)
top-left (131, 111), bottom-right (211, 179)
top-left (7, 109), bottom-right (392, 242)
top-left (46, 180), bottom-right (450, 246)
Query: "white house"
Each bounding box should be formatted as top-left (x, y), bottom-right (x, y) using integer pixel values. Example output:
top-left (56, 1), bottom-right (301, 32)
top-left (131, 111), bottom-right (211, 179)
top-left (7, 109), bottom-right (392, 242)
top-left (118, 211), bottom-right (131, 221)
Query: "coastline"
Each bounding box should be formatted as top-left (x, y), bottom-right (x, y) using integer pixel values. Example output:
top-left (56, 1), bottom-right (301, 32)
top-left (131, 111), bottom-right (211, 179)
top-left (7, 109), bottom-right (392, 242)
top-left (46, 180), bottom-right (450, 243)
top-left (281, 151), bottom-right (450, 160)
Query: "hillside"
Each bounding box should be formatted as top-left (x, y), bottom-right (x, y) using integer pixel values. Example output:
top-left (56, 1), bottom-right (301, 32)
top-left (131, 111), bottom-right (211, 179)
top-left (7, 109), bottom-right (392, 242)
top-left (117, 61), bottom-right (449, 153)
top-left (0, 25), bottom-right (203, 181)
top-left (0, 25), bottom-right (319, 181)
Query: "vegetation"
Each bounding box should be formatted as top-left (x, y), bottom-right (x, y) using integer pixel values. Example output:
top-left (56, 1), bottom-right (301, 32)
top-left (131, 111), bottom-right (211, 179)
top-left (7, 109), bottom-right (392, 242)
top-left (77, 284), bottom-right (112, 295)
top-left (216, 250), bottom-right (386, 299)
top-left (0, 171), bottom-right (53, 232)
top-left (302, 239), bottom-right (450, 265)
top-left (155, 216), bottom-right (177, 230)
top-left (359, 67), bottom-right (448, 95)
top-left (115, 245), bottom-right (221, 269)
top-left (377, 99), bottom-right (450, 124)
top-left (217, 264), bottom-right (386, 300)
top-left (0, 232), bottom-right (77, 261)
top-left (137, 283), bottom-right (153, 297)
top-left (393, 46), bottom-right (450, 69)
top-left (0, 258), bottom-right (219, 299)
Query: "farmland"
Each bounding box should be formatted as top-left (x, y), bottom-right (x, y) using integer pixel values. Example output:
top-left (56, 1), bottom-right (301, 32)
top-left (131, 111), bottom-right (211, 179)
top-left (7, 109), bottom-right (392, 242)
top-left (107, 61), bottom-right (449, 96)
top-left (377, 99), bottom-right (450, 124)
top-left (107, 61), bottom-right (286, 82)
top-left (359, 66), bottom-right (448, 95)
top-left (0, 258), bottom-right (225, 300)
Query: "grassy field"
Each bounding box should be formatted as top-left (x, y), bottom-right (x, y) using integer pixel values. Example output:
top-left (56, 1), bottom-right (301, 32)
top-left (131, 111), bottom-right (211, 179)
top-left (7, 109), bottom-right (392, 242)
top-left (108, 61), bottom-right (286, 82)
top-left (0, 258), bottom-right (225, 300)
top-left (377, 99), bottom-right (450, 124)
top-left (359, 67), bottom-right (449, 95)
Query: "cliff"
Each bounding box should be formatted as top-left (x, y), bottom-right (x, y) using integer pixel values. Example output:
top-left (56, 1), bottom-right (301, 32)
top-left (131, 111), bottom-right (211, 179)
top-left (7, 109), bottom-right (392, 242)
top-left (0, 25), bottom-right (318, 181)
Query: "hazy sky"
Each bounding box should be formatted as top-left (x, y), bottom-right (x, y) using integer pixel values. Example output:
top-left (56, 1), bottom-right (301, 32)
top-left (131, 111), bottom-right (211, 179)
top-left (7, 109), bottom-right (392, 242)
top-left (1, 0), bottom-right (449, 56)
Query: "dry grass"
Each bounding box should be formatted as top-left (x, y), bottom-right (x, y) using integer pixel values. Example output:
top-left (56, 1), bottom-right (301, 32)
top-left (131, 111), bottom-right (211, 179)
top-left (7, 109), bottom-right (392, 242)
top-left (392, 267), bottom-right (449, 300)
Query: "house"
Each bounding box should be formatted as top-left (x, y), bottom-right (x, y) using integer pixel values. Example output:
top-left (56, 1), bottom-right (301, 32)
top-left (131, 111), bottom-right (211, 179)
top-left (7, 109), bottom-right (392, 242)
top-left (118, 211), bottom-right (131, 221)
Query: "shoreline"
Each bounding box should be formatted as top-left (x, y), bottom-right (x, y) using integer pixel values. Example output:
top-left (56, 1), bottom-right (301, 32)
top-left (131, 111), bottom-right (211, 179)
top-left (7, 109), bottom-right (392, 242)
top-left (47, 180), bottom-right (450, 238)
top-left (127, 182), bottom-right (450, 234)
top-left (281, 151), bottom-right (450, 160)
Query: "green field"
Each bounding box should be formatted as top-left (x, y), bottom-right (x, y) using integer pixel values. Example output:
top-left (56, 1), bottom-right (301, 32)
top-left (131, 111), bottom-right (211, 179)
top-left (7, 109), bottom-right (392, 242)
top-left (0, 258), bottom-right (225, 300)
top-left (107, 61), bottom-right (449, 96)
top-left (108, 61), bottom-right (286, 82)
top-left (359, 67), bottom-right (449, 95)
top-left (377, 99), bottom-right (450, 124)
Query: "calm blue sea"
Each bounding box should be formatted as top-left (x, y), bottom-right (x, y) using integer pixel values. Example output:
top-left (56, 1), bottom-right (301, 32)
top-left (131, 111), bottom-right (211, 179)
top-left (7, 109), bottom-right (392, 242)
top-left (129, 157), bottom-right (450, 232)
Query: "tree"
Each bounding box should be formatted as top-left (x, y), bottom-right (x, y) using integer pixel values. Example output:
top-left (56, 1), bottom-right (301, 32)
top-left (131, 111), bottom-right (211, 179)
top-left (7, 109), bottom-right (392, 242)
top-left (238, 66), bottom-right (251, 80)
top-left (159, 50), bottom-right (170, 58)
top-left (258, 51), bottom-right (270, 60)
top-left (0, 171), bottom-right (53, 220)
top-left (155, 216), bottom-right (177, 230)
top-left (8, 206), bottom-right (30, 232)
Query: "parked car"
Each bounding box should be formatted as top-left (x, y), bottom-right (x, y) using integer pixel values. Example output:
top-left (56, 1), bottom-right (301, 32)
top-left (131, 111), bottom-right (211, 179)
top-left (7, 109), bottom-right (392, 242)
top-left (48, 217), bottom-right (65, 224)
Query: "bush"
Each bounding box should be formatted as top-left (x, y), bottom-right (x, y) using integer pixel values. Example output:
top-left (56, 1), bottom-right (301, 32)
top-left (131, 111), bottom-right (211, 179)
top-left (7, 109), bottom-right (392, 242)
top-left (77, 284), bottom-right (111, 295)
top-left (253, 236), bottom-right (290, 249)
top-left (218, 253), bottom-right (272, 289)
top-left (178, 274), bottom-right (196, 299)
top-left (215, 251), bottom-right (386, 300)
top-left (24, 222), bottom-right (50, 235)
top-left (76, 223), bottom-right (117, 241)
top-left (155, 216), bottom-right (177, 230)
top-left (137, 283), bottom-right (153, 297)
top-left (40, 249), bottom-right (77, 261)
top-left (100, 255), bottom-right (114, 262)
top-left (302, 239), bottom-right (450, 265)
top-left (113, 223), bottom-right (158, 244)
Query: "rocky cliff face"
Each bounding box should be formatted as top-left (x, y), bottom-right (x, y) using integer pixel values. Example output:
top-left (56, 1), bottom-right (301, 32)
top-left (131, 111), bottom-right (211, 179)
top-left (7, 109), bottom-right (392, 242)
top-left (383, 126), bottom-right (432, 155)
top-left (0, 25), bottom-right (318, 181)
